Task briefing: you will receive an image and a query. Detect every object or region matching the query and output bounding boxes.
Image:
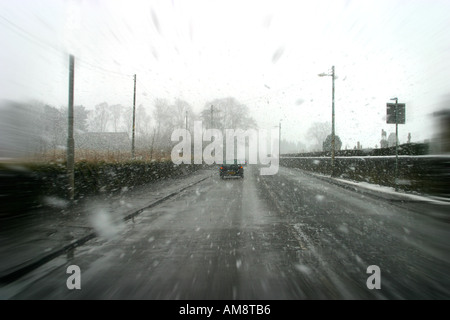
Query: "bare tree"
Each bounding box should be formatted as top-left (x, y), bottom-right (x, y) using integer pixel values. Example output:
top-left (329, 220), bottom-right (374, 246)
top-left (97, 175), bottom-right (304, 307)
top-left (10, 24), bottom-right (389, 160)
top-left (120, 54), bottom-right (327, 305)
top-left (173, 99), bottom-right (195, 130)
top-left (306, 122), bottom-right (330, 151)
top-left (32, 101), bottom-right (65, 155)
top-left (201, 97), bottom-right (257, 130)
top-left (136, 104), bottom-right (151, 136)
top-left (121, 106), bottom-right (133, 137)
top-left (153, 98), bottom-right (172, 150)
top-left (110, 104), bottom-right (123, 132)
top-left (135, 104), bottom-right (154, 152)
top-left (150, 99), bottom-right (197, 156)
top-left (88, 102), bottom-right (111, 132)
top-left (42, 104), bottom-right (66, 153)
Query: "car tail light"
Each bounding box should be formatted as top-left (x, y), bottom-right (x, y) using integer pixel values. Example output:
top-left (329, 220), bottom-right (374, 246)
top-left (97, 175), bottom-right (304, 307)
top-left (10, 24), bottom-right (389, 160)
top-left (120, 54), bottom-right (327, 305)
top-left (220, 167), bottom-right (223, 169)
top-left (240, 166), bottom-right (243, 169)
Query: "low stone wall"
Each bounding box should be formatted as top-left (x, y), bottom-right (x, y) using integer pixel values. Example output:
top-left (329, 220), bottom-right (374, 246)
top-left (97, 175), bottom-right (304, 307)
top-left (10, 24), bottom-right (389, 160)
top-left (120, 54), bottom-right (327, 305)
top-left (0, 161), bottom-right (203, 218)
top-left (281, 155), bottom-right (450, 198)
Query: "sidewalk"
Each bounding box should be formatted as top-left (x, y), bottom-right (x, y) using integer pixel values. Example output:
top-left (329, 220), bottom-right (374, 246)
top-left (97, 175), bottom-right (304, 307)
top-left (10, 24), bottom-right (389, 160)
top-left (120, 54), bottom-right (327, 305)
top-left (299, 168), bottom-right (450, 204)
top-left (285, 167), bottom-right (450, 221)
top-left (0, 169), bottom-right (213, 284)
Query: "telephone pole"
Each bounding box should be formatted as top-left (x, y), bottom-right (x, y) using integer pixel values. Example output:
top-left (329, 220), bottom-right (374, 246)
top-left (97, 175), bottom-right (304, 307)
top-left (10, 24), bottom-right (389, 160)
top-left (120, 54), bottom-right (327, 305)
top-left (131, 74), bottom-right (136, 159)
top-left (211, 105), bottom-right (213, 128)
top-left (318, 65), bottom-right (336, 177)
top-left (67, 54), bottom-right (75, 202)
top-left (331, 65), bottom-right (335, 177)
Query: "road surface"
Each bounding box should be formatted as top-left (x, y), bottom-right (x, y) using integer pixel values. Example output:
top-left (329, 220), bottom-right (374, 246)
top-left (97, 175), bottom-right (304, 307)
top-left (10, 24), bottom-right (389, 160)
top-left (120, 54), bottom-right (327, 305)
top-left (2, 165), bottom-right (449, 299)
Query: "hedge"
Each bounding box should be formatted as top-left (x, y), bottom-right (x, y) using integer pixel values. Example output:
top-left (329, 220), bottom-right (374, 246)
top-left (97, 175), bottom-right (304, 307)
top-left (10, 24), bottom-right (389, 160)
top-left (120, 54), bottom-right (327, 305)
top-left (0, 161), bottom-right (202, 218)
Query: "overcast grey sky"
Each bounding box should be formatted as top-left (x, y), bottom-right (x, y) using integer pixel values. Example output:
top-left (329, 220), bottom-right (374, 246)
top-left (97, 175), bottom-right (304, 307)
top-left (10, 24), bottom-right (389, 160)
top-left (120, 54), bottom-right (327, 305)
top-left (1, 0), bottom-right (449, 150)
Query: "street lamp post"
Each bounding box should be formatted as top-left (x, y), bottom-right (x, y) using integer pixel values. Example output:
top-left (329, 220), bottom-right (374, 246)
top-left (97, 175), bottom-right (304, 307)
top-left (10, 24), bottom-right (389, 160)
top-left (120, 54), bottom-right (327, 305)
top-left (279, 120), bottom-right (281, 159)
top-left (318, 66), bottom-right (336, 176)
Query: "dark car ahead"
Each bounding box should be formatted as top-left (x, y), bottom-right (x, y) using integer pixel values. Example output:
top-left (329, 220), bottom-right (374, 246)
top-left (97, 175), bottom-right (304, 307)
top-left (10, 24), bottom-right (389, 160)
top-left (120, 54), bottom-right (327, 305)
top-left (219, 159), bottom-right (244, 179)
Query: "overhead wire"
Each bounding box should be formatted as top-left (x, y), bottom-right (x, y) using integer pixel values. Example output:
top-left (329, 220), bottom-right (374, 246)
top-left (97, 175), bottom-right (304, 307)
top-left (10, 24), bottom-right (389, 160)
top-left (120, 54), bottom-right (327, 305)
top-left (1, 11), bottom-right (299, 120)
top-left (0, 13), bottom-right (61, 56)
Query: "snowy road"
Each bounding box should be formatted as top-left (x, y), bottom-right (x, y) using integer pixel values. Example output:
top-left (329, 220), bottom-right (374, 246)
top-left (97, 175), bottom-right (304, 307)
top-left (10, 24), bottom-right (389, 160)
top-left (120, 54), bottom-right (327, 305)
top-left (4, 165), bottom-right (450, 299)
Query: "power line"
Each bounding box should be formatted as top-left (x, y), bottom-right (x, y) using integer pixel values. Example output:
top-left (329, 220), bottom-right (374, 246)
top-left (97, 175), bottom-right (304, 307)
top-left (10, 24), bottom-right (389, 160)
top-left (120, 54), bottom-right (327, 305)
top-left (0, 10), bottom-right (305, 113)
top-left (76, 58), bottom-right (134, 79)
top-left (0, 13), bottom-right (61, 55)
top-left (0, 14), bottom-right (136, 81)
top-left (135, 78), bottom-right (153, 96)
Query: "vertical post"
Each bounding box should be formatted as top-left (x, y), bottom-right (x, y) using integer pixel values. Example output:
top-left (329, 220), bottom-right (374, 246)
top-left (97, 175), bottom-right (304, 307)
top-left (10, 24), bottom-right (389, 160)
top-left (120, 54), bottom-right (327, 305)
top-left (395, 98), bottom-right (399, 191)
top-left (67, 54), bottom-right (75, 202)
top-left (185, 109), bottom-right (188, 148)
top-left (210, 105), bottom-right (213, 128)
top-left (279, 121), bottom-right (281, 158)
top-left (185, 109), bottom-right (188, 155)
top-left (210, 105), bottom-right (215, 158)
top-left (131, 74), bottom-right (136, 159)
top-left (331, 65), bottom-right (335, 177)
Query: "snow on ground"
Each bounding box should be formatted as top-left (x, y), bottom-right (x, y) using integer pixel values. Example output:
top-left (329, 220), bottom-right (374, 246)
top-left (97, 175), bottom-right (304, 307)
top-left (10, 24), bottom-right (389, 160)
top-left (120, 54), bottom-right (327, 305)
top-left (284, 167), bottom-right (450, 205)
top-left (282, 154), bottom-right (450, 159)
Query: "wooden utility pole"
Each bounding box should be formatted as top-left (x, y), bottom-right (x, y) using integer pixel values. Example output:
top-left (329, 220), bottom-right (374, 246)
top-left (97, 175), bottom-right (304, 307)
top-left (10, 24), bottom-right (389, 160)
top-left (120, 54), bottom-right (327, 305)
top-left (331, 65), bottom-right (335, 177)
top-left (211, 105), bottom-right (213, 128)
top-left (318, 66), bottom-right (336, 177)
top-left (279, 120), bottom-right (281, 158)
top-left (131, 74), bottom-right (136, 159)
top-left (67, 54), bottom-right (75, 202)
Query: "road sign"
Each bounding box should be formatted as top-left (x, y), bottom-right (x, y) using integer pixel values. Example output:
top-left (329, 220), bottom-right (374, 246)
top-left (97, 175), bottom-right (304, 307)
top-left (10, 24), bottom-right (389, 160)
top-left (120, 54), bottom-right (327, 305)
top-left (386, 103), bottom-right (406, 124)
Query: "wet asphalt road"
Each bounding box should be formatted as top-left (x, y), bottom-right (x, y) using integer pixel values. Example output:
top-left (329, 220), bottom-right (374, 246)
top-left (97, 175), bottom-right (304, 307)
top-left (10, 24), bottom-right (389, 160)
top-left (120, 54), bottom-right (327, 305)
top-left (3, 165), bottom-right (450, 299)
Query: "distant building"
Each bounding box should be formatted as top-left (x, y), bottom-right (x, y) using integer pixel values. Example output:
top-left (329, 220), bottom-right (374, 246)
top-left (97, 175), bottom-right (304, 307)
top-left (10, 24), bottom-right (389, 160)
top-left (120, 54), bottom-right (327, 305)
top-left (77, 132), bottom-right (130, 151)
top-left (387, 133), bottom-right (398, 147)
top-left (380, 129), bottom-right (388, 148)
top-left (432, 109), bottom-right (450, 153)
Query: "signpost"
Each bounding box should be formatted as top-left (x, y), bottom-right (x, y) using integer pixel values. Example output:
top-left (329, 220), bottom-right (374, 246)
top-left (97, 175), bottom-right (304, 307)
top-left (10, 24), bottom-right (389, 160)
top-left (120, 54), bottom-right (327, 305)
top-left (387, 99), bottom-right (405, 191)
top-left (386, 103), bottom-right (405, 124)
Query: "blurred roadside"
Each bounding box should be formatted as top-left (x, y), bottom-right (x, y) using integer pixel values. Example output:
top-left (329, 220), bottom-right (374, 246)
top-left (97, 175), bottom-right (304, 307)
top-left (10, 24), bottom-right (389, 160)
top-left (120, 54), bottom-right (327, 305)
top-left (431, 108), bottom-right (450, 154)
top-left (0, 169), bottom-right (212, 286)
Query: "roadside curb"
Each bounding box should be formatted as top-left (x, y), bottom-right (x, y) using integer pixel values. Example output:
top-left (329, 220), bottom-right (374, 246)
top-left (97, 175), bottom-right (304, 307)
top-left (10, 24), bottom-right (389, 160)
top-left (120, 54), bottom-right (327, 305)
top-left (0, 232), bottom-right (96, 285)
top-left (287, 167), bottom-right (450, 205)
top-left (122, 175), bottom-right (211, 222)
